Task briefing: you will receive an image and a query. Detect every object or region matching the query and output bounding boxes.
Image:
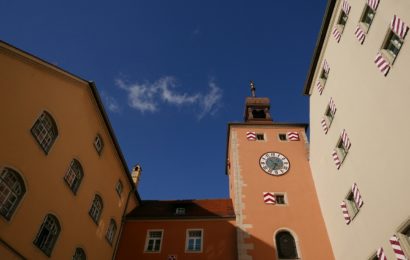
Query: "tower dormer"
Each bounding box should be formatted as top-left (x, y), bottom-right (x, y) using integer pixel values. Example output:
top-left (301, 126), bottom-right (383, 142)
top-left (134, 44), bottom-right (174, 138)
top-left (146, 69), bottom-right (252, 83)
top-left (244, 81), bottom-right (273, 123)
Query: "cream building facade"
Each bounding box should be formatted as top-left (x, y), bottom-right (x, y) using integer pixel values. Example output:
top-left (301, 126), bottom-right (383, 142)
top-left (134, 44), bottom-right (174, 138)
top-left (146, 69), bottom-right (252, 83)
top-left (304, 0), bottom-right (410, 259)
top-left (0, 41), bottom-right (140, 260)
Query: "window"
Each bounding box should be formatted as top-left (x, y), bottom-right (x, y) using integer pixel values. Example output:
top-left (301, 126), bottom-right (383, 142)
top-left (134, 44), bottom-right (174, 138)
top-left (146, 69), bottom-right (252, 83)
top-left (275, 194), bottom-right (286, 205)
top-left (64, 159), bottom-right (83, 194)
top-left (175, 208), bottom-right (186, 215)
top-left (338, 10), bottom-right (348, 28)
top-left (382, 30), bottom-right (404, 64)
top-left (252, 109), bottom-right (266, 119)
top-left (115, 180), bottom-right (123, 197)
top-left (325, 99), bottom-right (336, 127)
top-left (94, 134), bottom-right (104, 155)
top-left (106, 219), bottom-right (117, 245)
top-left (345, 191), bottom-right (359, 217)
top-left (279, 134), bottom-right (287, 141)
top-left (33, 214), bottom-right (60, 256)
top-left (145, 230), bottom-right (163, 252)
top-left (397, 219), bottom-right (410, 257)
top-left (336, 139), bottom-right (348, 163)
top-left (0, 167), bottom-right (26, 220)
top-left (31, 111), bottom-right (58, 154)
top-left (256, 133), bottom-right (264, 141)
top-left (276, 231), bottom-right (298, 259)
top-left (73, 248), bottom-right (86, 260)
top-left (186, 229), bottom-right (203, 252)
top-left (89, 195), bottom-right (103, 224)
top-left (360, 5), bottom-right (376, 32)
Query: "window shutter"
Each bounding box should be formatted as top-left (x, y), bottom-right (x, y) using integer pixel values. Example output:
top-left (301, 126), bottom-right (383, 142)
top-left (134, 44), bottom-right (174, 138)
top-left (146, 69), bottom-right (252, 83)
top-left (246, 132), bottom-right (256, 141)
top-left (391, 15), bottom-right (409, 39)
top-left (367, 0), bottom-right (379, 11)
top-left (354, 26), bottom-right (366, 44)
top-left (374, 53), bottom-right (390, 76)
top-left (287, 132), bottom-right (299, 141)
top-left (351, 183), bottom-right (364, 208)
top-left (389, 235), bottom-right (407, 260)
top-left (376, 247), bottom-right (387, 260)
top-left (263, 192), bottom-right (276, 205)
top-left (332, 150), bottom-right (341, 169)
top-left (333, 28), bottom-right (342, 42)
top-left (340, 201), bottom-right (351, 224)
top-left (321, 119), bottom-right (329, 134)
top-left (329, 98), bottom-right (337, 115)
top-left (323, 59), bottom-right (330, 74)
top-left (342, 0), bottom-right (351, 15)
top-left (316, 81), bottom-right (324, 95)
top-left (341, 129), bottom-right (351, 151)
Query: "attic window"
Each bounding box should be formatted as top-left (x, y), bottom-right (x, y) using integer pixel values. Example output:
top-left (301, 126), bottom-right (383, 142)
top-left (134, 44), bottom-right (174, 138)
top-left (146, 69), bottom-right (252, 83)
top-left (175, 208), bottom-right (186, 215)
top-left (252, 109), bottom-right (266, 119)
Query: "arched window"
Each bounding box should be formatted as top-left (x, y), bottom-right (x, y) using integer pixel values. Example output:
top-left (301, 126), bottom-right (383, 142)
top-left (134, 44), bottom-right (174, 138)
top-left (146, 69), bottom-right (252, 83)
top-left (89, 195), bottom-right (103, 224)
top-left (31, 111), bottom-right (58, 154)
top-left (64, 160), bottom-right (83, 194)
top-left (106, 219), bottom-right (117, 244)
top-left (33, 214), bottom-right (61, 256)
top-left (73, 247), bottom-right (86, 260)
top-left (276, 231), bottom-right (298, 259)
top-left (0, 167), bottom-right (26, 220)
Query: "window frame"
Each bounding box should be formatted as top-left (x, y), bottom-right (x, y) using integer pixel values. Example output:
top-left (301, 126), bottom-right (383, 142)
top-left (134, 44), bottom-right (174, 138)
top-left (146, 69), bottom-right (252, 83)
top-left (275, 193), bottom-right (287, 205)
top-left (33, 214), bottom-right (61, 257)
top-left (256, 133), bottom-right (265, 141)
top-left (73, 247), bottom-right (86, 260)
top-left (94, 134), bottom-right (104, 155)
top-left (30, 111), bottom-right (58, 155)
top-left (185, 229), bottom-right (203, 253)
top-left (381, 29), bottom-right (405, 65)
top-left (324, 105), bottom-right (335, 127)
top-left (144, 230), bottom-right (163, 253)
top-left (105, 219), bottom-right (117, 245)
top-left (396, 218), bottom-right (410, 258)
top-left (336, 9), bottom-right (348, 33)
top-left (344, 191), bottom-right (359, 220)
top-left (63, 159), bottom-right (84, 195)
top-left (175, 207), bottom-right (186, 215)
top-left (359, 4), bottom-right (376, 33)
top-left (89, 194), bottom-right (103, 224)
top-left (274, 230), bottom-right (299, 260)
top-left (335, 138), bottom-right (348, 163)
top-left (278, 134), bottom-right (287, 141)
top-left (0, 167), bottom-right (26, 221)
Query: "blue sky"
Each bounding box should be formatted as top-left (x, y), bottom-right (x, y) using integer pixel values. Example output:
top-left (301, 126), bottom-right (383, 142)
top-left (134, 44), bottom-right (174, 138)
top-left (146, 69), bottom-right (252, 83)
top-left (1, 0), bottom-right (326, 200)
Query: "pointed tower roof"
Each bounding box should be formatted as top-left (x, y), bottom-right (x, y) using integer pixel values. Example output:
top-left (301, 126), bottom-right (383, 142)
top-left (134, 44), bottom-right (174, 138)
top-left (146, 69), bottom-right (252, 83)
top-left (244, 81), bottom-right (273, 123)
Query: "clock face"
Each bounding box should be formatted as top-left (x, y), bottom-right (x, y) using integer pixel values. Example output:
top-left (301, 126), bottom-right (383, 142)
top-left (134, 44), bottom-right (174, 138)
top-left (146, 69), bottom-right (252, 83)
top-left (259, 152), bottom-right (290, 176)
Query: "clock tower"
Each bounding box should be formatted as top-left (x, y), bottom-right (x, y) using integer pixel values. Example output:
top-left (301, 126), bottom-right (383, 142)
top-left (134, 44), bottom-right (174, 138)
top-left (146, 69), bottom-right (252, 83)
top-left (226, 82), bottom-right (334, 260)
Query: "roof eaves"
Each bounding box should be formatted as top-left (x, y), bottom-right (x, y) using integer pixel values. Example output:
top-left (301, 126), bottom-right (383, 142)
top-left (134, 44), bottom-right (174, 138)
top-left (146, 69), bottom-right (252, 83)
top-left (303, 0), bottom-right (337, 96)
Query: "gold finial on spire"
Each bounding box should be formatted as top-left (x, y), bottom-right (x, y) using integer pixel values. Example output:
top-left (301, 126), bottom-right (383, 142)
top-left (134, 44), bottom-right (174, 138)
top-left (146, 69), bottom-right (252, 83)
top-left (250, 80), bottom-right (256, 97)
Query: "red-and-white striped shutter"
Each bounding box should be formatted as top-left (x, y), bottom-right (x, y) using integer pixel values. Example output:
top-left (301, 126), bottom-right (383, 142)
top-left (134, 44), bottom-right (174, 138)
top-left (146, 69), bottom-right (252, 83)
top-left (340, 201), bottom-right (351, 224)
top-left (333, 27), bottom-right (342, 42)
top-left (332, 150), bottom-right (341, 169)
top-left (389, 235), bottom-right (407, 260)
top-left (246, 132), bottom-right (256, 141)
top-left (341, 129), bottom-right (352, 151)
top-left (263, 192), bottom-right (276, 204)
top-left (374, 53), bottom-right (390, 76)
top-left (342, 0), bottom-right (351, 15)
top-left (354, 26), bottom-right (366, 44)
top-left (377, 247), bottom-right (387, 260)
top-left (391, 15), bottom-right (409, 39)
top-left (323, 59), bottom-right (330, 74)
top-left (287, 132), bottom-right (300, 141)
top-left (321, 118), bottom-right (329, 134)
top-left (316, 81), bottom-right (324, 95)
top-left (367, 0), bottom-right (380, 11)
top-left (351, 183), bottom-right (364, 208)
top-left (329, 98), bottom-right (337, 115)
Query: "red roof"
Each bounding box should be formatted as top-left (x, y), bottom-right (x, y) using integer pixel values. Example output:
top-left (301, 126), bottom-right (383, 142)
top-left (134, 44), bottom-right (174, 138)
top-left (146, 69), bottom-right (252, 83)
top-left (126, 198), bottom-right (235, 220)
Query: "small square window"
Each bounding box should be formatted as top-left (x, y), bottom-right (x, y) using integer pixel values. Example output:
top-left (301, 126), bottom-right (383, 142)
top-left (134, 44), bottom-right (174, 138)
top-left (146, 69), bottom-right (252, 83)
top-left (145, 230), bottom-right (163, 252)
top-left (345, 191), bottom-right (359, 218)
top-left (186, 229), bottom-right (203, 252)
top-left (325, 106), bottom-right (335, 126)
top-left (336, 139), bottom-right (348, 163)
top-left (382, 30), bottom-right (404, 64)
top-left (360, 5), bottom-right (376, 32)
top-left (279, 134), bottom-right (287, 141)
top-left (397, 219), bottom-right (410, 258)
top-left (175, 208), bottom-right (186, 215)
top-left (275, 194), bottom-right (286, 205)
top-left (256, 134), bottom-right (264, 140)
top-left (94, 134), bottom-right (104, 155)
top-left (338, 10), bottom-right (348, 28)
top-left (115, 180), bottom-right (123, 197)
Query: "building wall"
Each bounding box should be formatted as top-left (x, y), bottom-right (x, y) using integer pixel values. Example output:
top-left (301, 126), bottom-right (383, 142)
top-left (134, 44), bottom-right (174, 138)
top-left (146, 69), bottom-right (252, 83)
top-left (308, 0), bottom-right (410, 259)
top-left (227, 124), bottom-right (334, 260)
top-left (0, 43), bottom-right (138, 259)
top-left (115, 219), bottom-right (237, 260)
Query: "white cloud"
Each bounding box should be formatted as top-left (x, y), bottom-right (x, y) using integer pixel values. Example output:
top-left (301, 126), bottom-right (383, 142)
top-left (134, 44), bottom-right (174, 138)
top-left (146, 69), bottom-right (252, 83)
top-left (116, 76), bottom-right (223, 119)
top-left (101, 91), bottom-right (121, 113)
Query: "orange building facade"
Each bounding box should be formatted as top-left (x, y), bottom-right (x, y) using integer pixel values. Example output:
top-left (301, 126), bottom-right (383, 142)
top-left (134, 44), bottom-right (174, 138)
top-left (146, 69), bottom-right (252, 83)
top-left (0, 41), bottom-right (139, 260)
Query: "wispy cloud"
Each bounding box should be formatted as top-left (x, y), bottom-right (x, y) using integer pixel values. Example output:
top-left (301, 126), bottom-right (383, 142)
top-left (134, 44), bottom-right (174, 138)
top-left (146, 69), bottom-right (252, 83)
top-left (101, 91), bottom-right (121, 113)
top-left (116, 76), bottom-right (223, 119)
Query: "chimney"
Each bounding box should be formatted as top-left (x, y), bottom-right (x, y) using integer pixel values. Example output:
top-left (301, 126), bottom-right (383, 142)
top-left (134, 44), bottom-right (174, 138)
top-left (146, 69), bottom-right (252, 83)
top-left (131, 164), bottom-right (142, 187)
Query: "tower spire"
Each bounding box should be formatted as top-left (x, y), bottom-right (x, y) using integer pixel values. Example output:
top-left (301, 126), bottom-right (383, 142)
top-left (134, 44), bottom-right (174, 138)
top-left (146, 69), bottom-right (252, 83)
top-left (250, 80), bottom-right (256, 97)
